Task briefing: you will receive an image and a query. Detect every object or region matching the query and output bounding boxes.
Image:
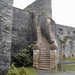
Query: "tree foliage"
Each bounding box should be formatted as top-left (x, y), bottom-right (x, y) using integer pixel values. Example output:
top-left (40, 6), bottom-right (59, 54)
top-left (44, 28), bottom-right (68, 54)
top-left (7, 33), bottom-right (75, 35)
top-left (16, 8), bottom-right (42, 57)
top-left (11, 44), bottom-right (33, 67)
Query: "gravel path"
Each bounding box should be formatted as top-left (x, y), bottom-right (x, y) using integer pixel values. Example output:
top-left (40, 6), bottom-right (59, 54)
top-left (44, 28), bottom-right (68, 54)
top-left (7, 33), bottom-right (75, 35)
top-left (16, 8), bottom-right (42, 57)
top-left (59, 60), bottom-right (75, 64)
top-left (36, 70), bottom-right (75, 75)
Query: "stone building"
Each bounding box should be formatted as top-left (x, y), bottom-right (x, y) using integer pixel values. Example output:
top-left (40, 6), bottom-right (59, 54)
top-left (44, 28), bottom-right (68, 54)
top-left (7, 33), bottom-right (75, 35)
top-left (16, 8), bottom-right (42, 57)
top-left (0, 0), bottom-right (75, 73)
top-left (12, 0), bottom-right (58, 70)
top-left (56, 24), bottom-right (75, 57)
top-left (12, 7), bottom-right (58, 70)
top-left (12, 0), bottom-right (75, 69)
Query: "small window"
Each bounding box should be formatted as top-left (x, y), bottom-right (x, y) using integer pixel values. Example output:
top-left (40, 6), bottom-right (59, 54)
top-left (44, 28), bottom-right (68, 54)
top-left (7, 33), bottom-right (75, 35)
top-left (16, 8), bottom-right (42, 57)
top-left (59, 28), bottom-right (63, 35)
top-left (73, 31), bottom-right (75, 35)
top-left (68, 31), bottom-right (70, 35)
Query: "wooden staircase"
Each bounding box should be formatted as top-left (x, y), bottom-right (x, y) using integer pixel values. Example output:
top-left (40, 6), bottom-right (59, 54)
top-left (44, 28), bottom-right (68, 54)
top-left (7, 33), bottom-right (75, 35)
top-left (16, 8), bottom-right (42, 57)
top-left (38, 35), bottom-right (50, 70)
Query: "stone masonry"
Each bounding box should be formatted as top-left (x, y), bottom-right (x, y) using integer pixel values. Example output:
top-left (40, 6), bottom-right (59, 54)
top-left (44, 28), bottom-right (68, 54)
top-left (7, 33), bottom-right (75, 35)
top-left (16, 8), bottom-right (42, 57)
top-left (0, 0), bottom-right (13, 74)
top-left (0, 0), bottom-right (75, 73)
top-left (25, 0), bottom-right (52, 18)
top-left (33, 13), bottom-right (57, 70)
top-left (56, 24), bottom-right (75, 57)
top-left (12, 8), bottom-right (37, 53)
top-left (12, 7), bottom-right (57, 53)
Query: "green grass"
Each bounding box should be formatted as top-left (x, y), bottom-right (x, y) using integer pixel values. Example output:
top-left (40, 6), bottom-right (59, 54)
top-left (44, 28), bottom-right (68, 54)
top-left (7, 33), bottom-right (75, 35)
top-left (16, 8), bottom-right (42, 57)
top-left (18, 67), bottom-right (37, 75)
top-left (25, 67), bottom-right (37, 75)
top-left (50, 70), bottom-right (59, 73)
top-left (61, 64), bottom-right (75, 71)
top-left (60, 57), bottom-right (75, 60)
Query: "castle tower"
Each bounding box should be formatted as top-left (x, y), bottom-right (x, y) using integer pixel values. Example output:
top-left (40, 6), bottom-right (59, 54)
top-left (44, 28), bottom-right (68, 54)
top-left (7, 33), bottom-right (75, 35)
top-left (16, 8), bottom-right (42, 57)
top-left (0, 0), bottom-right (13, 74)
top-left (25, 0), bottom-right (52, 18)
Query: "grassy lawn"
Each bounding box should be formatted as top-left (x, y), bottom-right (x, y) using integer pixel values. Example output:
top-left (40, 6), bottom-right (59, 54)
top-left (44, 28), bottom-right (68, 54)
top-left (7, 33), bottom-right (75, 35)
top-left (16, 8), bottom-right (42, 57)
top-left (60, 57), bottom-right (75, 60)
top-left (25, 67), bottom-right (37, 75)
top-left (61, 64), bottom-right (75, 71)
top-left (18, 67), bottom-right (37, 75)
top-left (60, 57), bottom-right (75, 71)
top-left (7, 65), bottom-right (37, 75)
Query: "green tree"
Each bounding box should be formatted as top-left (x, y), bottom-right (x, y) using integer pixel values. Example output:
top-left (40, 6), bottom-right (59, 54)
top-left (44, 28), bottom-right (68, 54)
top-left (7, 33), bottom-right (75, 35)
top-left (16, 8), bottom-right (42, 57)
top-left (11, 44), bottom-right (33, 67)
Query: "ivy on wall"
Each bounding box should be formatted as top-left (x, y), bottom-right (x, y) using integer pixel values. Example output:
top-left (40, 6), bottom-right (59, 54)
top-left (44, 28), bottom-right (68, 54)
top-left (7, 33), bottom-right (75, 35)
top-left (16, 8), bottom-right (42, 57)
top-left (59, 38), bottom-right (67, 43)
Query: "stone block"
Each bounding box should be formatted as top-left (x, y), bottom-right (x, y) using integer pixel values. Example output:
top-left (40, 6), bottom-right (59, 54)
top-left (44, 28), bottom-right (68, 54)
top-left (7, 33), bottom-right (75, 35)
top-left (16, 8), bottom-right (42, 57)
top-left (50, 50), bottom-right (57, 70)
top-left (33, 50), bottom-right (40, 68)
top-left (0, 0), bottom-right (13, 74)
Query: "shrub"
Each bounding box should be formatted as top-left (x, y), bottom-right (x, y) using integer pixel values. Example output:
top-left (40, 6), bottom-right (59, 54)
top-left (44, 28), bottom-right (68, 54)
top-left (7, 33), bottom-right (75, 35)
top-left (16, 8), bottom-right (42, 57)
top-left (25, 8), bottom-right (31, 12)
top-left (7, 64), bottom-right (19, 75)
top-left (19, 67), bottom-right (27, 75)
top-left (59, 38), bottom-right (67, 43)
top-left (42, 11), bottom-right (46, 15)
top-left (11, 44), bottom-right (33, 67)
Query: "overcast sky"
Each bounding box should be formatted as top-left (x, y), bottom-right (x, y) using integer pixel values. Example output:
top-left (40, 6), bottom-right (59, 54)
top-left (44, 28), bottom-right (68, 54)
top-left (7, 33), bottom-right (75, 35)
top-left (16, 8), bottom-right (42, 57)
top-left (13, 0), bottom-right (75, 27)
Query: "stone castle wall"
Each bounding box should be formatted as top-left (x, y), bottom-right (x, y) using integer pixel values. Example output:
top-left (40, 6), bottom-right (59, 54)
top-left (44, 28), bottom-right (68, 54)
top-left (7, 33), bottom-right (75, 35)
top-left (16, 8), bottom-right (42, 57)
top-left (56, 24), bottom-right (75, 57)
top-left (0, 0), bottom-right (13, 74)
top-left (25, 0), bottom-right (52, 18)
top-left (12, 7), bottom-right (36, 53)
top-left (0, 0), bottom-right (75, 73)
top-left (12, 7), bottom-right (57, 53)
top-left (56, 24), bottom-right (75, 36)
top-left (12, 7), bottom-right (37, 53)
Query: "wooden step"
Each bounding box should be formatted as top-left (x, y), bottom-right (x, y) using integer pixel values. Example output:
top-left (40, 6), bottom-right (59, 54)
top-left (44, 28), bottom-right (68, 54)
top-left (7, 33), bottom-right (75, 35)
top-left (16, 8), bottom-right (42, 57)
top-left (39, 61), bottom-right (50, 63)
top-left (40, 55), bottom-right (50, 56)
top-left (40, 57), bottom-right (50, 59)
top-left (39, 65), bottom-right (50, 68)
top-left (39, 62), bottom-right (50, 65)
top-left (41, 53), bottom-right (49, 54)
top-left (38, 67), bottom-right (50, 70)
top-left (41, 49), bottom-right (49, 50)
top-left (40, 58), bottom-right (50, 60)
top-left (41, 51), bottom-right (50, 53)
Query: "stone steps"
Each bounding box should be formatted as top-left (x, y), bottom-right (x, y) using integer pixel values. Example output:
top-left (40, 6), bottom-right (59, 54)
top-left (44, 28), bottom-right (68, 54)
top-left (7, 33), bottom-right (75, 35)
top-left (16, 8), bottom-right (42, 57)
top-left (38, 67), bottom-right (50, 71)
top-left (39, 64), bottom-right (50, 67)
top-left (38, 35), bottom-right (50, 70)
top-left (40, 57), bottom-right (50, 59)
top-left (39, 60), bottom-right (50, 63)
top-left (41, 54), bottom-right (50, 56)
top-left (40, 58), bottom-right (50, 61)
